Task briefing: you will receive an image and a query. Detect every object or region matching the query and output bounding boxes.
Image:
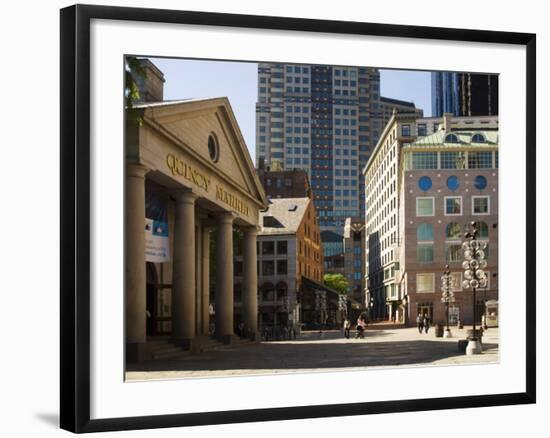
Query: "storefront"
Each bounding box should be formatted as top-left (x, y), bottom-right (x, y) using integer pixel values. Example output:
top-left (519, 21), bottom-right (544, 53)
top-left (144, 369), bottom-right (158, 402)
top-left (125, 97), bottom-right (268, 361)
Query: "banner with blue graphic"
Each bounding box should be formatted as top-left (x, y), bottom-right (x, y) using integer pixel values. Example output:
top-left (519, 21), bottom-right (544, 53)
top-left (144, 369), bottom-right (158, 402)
top-left (145, 193), bottom-right (170, 262)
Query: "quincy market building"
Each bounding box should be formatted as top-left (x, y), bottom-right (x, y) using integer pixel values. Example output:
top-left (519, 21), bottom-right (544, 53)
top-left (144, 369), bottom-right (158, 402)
top-left (125, 97), bottom-right (268, 362)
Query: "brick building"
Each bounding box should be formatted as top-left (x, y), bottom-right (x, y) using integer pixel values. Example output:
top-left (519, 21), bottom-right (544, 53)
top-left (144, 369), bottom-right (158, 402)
top-left (234, 197), bottom-right (334, 331)
top-left (363, 112), bottom-right (498, 326)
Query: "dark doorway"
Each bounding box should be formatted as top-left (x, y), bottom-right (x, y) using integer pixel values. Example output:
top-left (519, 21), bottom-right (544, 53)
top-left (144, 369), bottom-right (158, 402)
top-left (146, 262), bottom-right (158, 336)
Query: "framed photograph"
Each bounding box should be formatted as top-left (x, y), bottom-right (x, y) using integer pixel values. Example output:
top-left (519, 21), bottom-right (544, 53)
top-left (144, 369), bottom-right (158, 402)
top-left (60, 4), bottom-right (536, 433)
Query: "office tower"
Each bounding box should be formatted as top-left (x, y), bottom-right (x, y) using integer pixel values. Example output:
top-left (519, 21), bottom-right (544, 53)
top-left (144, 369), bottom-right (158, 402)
top-left (256, 63), bottom-right (382, 235)
top-left (432, 72), bottom-right (499, 117)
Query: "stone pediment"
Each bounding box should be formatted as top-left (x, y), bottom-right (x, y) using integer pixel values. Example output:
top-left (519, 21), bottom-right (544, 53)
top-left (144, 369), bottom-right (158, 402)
top-left (140, 98), bottom-right (268, 210)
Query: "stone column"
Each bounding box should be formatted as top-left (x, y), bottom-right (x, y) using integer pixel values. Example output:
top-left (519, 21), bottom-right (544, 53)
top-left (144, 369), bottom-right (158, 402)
top-left (126, 164), bottom-right (148, 361)
top-left (201, 225), bottom-right (211, 335)
top-left (171, 191), bottom-right (198, 346)
top-left (242, 226), bottom-right (259, 340)
top-left (215, 212), bottom-right (236, 342)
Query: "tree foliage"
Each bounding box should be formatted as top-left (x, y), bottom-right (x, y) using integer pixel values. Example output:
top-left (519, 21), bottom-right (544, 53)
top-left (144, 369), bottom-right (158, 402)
top-left (323, 273), bottom-right (349, 295)
top-left (125, 56), bottom-right (145, 125)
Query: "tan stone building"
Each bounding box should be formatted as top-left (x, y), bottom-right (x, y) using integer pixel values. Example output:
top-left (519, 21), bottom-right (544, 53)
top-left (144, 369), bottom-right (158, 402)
top-left (125, 97), bottom-right (268, 362)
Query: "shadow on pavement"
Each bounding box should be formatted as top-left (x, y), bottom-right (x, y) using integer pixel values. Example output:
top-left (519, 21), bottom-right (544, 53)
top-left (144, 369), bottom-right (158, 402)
top-left (126, 339), bottom-right (499, 373)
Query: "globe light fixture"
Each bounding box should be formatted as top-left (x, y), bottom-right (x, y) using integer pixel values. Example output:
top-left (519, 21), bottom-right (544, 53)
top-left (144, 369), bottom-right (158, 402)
top-left (462, 221), bottom-right (488, 355)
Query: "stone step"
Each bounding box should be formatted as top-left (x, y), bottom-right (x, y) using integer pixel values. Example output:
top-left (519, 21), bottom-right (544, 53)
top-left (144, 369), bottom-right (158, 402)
top-left (152, 349), bottom-right (190, 360)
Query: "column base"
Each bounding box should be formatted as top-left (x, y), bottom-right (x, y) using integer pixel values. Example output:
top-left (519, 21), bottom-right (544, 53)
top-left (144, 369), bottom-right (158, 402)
top-left (246, 331), bottom-right (260, 342)
top-left (465, 339), bottom-right (482, 355)
top-left (126, 342), bottom-right (148, 364)
top-left (174, 338), bottom-right (200, 353)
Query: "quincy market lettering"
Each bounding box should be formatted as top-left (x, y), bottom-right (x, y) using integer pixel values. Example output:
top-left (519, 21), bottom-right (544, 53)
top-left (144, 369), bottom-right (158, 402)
top-left (166, 153), bottom-right (211, 192)
top-left (166, 153), bottom-right (249, 217)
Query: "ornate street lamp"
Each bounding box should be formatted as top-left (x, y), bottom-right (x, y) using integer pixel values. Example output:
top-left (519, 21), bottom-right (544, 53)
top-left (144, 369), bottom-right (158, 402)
top-left (338, 294), bottom-right (348, 321)
top-left (441, 265), bottom-right (456, 338)
top-left (314, 290), bottom-right (327, 332)
top-left (462, 221), bottom-right (488, 355)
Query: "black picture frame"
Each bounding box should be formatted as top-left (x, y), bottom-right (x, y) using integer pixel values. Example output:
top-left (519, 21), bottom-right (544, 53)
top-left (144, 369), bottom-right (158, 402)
top-left (60, 4), bottom-right (536, 434)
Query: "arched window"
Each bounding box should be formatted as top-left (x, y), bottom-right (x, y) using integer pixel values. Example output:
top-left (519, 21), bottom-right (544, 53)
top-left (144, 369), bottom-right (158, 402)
top-left (417, 223), bottom-right (434, 241)
top-left (445, 133), bottom-right (460, 144)
top-left (471, 133), bottom-right (486, 143)
top-left (475, 221), bottom-right (489, 238)
top-left (446, 222), bottom-right (462, 240)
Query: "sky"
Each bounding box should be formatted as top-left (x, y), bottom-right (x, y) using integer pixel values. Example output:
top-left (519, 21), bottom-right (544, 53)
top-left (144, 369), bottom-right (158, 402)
top-left (150, 58), bottom-right (432, 162)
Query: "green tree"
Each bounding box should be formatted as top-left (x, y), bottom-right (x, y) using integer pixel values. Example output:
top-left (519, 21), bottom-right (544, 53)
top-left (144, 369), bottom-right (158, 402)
top-left (125, 56), bottom-right (145, 125)
top-left (323, 273), bottom-right (349, 295)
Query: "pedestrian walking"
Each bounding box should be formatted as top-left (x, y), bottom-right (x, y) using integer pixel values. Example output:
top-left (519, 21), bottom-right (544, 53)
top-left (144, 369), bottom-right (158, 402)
top-left (343, 318), bottom-right (351, 339)
top-left (423, 314), bottom-right (430, 334)
top-left (355, 316), bottom-right (365, 339)
top-left (416, 313), bottom-right (424, 334)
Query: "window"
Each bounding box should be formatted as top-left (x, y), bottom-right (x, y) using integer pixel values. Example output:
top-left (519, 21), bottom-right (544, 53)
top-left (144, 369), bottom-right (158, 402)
top-left (417, 244), bottom-right (434, 263)
top-left (446, 244), bottom-right (462, 262)
top-left (475, 221), bottom-right (489, 238)
top-left (446, 175), bottom-right (460, 191)
top-left (417, 124), bottom-right (427, 136)
top-left (441, 152), bottom-right (466, 169)
top-left (445, 196), bottom-right (462, 215)
top-left (468, 151), bottom-right (493, 168)
top-left (446, 222), bottom-right (462, 240)
top-left (418, 176), bottom-right (432, 191)
top-left (471, 133), bottom-right (486, 143)
top-left (473, 196), bottom-right (490, 214)
top-left (450, 272), bottom-right (463, 291)
top-left (474, 175), bottom-right (488, 190)
top-left (262, 241), bottom-right (275, 255)
top-left (262, 260), bottom-right (275, 276)
top-left (417, 223), bottom-right (434, 241)
top-left (416, 197), bottom-right (434, 216)
top-left (445, 133), bottom-right (460, 144)
top-left (276, 260), bottom-right (288, 275)
top-left (417, 273), bottom-right (434, 293)
top-left (402, 124), bottom-right (411, 136)
top-left (412, 152), bottom-right (437, 169)
top-left (277, 240), bottom-right (288, 255)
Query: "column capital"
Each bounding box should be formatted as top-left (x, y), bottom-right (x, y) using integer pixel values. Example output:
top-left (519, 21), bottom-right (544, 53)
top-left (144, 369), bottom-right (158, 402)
top-left (127, 163), bottom-right (149, 179)
top-left (217, 211), bottom-right (237, 224)
top-left (243, 225), bottom-right (261, 236)
top-left (171, 189), bottom-right (198, 205)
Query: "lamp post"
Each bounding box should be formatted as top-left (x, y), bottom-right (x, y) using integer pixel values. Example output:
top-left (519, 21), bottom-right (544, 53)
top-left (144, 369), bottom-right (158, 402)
top-left (338, 294), bottom-right (348, 323)
top-left (441, 265), bottom-right (455, 338)
top-left (462, 221), bottom-right (488, 355)
top-left (369, 296), bottom-right (375, 321)
top-left (314, 290), bottom-right (327, 334)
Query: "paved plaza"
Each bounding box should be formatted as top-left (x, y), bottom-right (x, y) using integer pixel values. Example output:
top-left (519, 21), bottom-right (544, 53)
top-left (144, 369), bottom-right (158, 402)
top-left (126, 326), bottom-right (499, 381)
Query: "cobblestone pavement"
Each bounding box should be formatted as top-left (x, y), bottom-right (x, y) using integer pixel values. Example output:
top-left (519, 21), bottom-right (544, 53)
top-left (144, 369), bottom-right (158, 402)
top-left (126, 326), bottom-right (499, 381)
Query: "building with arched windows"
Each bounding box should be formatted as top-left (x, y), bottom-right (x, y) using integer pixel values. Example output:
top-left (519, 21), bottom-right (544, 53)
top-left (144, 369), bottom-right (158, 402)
top-left (363, 111), bottom-right (498, 326)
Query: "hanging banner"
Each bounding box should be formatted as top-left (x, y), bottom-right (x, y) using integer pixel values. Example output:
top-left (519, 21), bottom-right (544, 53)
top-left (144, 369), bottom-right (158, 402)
top-left (145, 193), bottom-right (170, 262)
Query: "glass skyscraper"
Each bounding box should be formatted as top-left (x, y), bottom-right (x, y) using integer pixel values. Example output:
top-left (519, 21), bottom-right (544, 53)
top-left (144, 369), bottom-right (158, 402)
top-left (432, 71), bottom-right (499, 117)
top-left (431, 72), bottom-right (460, 117)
